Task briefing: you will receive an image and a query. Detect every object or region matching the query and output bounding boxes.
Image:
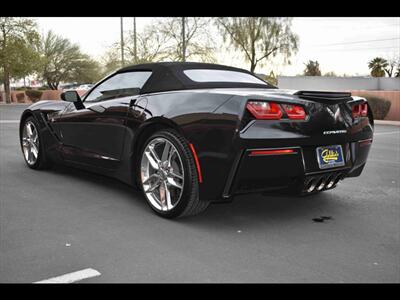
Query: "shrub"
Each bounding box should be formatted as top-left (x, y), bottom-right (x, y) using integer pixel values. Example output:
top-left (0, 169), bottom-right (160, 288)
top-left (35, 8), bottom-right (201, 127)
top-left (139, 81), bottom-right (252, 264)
top-left (16, 93), bottom-right (25, 103)
top-left (25, 89), bottom-right (43, 103)
top-left (358, 94), bottom-right (391, 120)
top-left (38, 86), bottom-right (48, 90)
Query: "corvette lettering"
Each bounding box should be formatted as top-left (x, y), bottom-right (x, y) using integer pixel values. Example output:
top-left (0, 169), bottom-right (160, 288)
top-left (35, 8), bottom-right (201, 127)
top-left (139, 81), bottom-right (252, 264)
top-left (323, 130), bottom-right (347, 135)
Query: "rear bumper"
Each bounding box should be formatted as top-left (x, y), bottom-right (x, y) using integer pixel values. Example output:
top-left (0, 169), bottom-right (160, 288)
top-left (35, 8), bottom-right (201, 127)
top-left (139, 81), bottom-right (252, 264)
top-left (222, 138), bottom-right (372, 198)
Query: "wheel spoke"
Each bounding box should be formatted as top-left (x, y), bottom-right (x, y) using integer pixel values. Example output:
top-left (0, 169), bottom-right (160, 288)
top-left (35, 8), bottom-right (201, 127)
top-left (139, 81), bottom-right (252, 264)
top-left (23, 147), bottom-right (29, 161)
top-left (161, 141), bottom-right (171, 163)
top-left (170, 171), bottom-right (183, 180)
top-left (143, 173), bottom-right (160, 185)
top-left (26, 123), bottom-right (33, 137)
top-left (167, 147), bottom-right (176, 168)
top-left (159, 181), bottom-right (172, 211)
top-left (167, 176), bottom-right (183, 189)
top-left (31, 144), bottom-right (38, 158)
top-left (22, 138), bottom-right (29, 147)
top-left (145, 179), bottom-right (161, 193)
top-left (28, 147), bottom-right (33, 163)
top-left (32, 130), bottom-right (38, 143)
top-left (149, 145), bottom-right (161, 162)
top-left (164, 181), bottom-right (173, 210)
top-left (145, 150), bottom-right (159, 170)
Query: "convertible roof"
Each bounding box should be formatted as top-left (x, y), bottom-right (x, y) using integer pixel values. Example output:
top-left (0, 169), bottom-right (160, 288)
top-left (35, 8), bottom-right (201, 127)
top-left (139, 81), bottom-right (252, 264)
top-left (116, 62), bottom-right (276, 94)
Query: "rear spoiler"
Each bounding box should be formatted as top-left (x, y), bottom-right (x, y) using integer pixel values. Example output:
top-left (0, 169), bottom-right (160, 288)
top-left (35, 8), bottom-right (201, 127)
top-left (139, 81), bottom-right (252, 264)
top-left (294, 91), bottom-right (352, 104)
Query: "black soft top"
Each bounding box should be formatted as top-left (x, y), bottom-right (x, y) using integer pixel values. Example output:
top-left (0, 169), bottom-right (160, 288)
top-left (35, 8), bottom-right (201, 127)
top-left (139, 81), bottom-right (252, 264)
top-left (117, 62), bottom-right (276, 94)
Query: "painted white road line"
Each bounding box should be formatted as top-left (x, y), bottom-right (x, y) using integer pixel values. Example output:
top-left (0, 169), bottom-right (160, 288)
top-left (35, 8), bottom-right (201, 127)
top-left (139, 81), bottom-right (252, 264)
top-left (34, 268), bottom-right (101, 284)
top-left (0, 120), bottom-right (19, 124)
top-left (374, 131), bottom-right (400, 136)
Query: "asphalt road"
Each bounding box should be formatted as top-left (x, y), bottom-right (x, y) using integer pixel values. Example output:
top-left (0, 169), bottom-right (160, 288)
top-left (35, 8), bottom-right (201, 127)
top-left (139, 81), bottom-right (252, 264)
top-left (0, 104), bottom-right (399, 283)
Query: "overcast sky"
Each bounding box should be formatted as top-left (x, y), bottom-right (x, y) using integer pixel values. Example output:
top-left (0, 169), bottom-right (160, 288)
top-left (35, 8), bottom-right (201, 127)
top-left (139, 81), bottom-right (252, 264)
top-left (35, 17), bottom-right (400, 76)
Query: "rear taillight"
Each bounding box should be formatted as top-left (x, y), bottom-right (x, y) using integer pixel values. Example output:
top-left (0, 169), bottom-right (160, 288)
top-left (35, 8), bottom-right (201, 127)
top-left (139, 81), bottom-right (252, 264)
top-left (246, 101), bottom-right (282, 120)
top-left (352, 103), bottom-right (368, 118)
top-left (281, 104), bottom-right (306, 120)
top-left (246, 101), bottom-right (306, 121)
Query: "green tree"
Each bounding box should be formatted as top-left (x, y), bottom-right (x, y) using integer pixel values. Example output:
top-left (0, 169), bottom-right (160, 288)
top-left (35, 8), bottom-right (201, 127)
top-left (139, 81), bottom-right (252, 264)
top-left (99, 48), bottom-right (122, 77)
top-left (303, 60), bottom-right (321, 76)
top-left (216, 17), bottom-right (299, 73)
top-left (39, 31), bottom-right (101, 90)
top-left (0, 17), bottom-right (40, 103)
top-left (323, 71), bottom-right (337, 77)
top-left (368, 57), bottom-right (388, 77)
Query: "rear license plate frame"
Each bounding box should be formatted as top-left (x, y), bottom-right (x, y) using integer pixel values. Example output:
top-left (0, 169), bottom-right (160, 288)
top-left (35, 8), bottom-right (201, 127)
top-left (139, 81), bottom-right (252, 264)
top-left (316, 145), bottom-right (345, 169)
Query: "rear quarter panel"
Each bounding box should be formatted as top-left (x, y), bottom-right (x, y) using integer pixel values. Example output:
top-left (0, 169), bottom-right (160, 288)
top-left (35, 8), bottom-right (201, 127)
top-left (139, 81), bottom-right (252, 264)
top-left (128, 90), bottom-right (239, 201)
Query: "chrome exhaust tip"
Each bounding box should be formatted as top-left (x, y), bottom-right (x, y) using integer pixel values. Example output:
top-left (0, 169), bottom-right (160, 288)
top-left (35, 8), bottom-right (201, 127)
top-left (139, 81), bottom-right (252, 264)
top-left (334, 174), bottom-right (344, 186)
top-left (306, 179), bottom-right (317, 193)
top-left (316, 177), bottom-right (326, 191)
top-left (325, 175), bottom-right (336, 189)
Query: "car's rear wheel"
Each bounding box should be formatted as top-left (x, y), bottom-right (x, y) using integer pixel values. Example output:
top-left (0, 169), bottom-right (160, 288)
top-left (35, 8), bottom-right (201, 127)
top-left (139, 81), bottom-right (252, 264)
top-left (20, 117), bottom-right (50, 169)
top-left (138, 129), bottom-right (209, 218)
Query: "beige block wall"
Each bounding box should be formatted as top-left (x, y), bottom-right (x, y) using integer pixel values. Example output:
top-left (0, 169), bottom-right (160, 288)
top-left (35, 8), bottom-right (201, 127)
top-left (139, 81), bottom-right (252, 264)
top-left (8, 90), bottom-right (87, 103)
top-left (351, 90), bottom-right (400, 121)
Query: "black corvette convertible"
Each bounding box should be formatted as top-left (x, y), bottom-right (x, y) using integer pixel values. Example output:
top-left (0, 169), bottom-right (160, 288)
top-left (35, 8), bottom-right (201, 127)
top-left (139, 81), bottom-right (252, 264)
top-left (19, 62), bottom-right (373, 218)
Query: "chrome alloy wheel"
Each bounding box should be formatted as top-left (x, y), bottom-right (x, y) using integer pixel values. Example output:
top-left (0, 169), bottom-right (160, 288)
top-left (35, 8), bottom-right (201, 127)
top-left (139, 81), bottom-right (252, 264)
top-left (140, 137), bottom-right (184, 212)
top-left (22, 121), bottom-right (39, 166)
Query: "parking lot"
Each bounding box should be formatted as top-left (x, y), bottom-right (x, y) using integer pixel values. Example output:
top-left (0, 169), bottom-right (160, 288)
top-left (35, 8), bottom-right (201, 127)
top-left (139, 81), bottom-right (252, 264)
top-left (0, 104), bottom-right (399, 283)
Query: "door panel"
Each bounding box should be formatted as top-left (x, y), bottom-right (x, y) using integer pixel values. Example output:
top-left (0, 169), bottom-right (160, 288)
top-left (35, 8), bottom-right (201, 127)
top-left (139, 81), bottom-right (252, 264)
top-left (54, 97), bottom-right (133, 169)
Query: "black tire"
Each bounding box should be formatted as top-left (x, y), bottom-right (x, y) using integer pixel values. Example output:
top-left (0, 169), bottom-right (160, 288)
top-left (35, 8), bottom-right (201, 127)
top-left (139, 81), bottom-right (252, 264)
top-left (138, 129), bottom-right (209, 218)
top-left (20, 116), bottom-right (51, 170)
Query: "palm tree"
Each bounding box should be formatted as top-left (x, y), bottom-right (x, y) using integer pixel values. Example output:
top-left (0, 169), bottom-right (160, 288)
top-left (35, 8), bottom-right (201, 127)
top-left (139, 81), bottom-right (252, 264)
top-left (368, 57), bottom-right (388, 77)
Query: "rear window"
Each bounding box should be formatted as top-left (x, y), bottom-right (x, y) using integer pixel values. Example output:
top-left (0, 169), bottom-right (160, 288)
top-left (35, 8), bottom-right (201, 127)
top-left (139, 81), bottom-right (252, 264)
top-left (183, 69), bottom-right (268, 85)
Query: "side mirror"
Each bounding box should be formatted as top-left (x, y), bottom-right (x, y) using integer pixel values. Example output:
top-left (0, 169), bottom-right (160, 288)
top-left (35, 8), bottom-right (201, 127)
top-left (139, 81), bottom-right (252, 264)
top-left (60, 90), bottom-right (81, 103)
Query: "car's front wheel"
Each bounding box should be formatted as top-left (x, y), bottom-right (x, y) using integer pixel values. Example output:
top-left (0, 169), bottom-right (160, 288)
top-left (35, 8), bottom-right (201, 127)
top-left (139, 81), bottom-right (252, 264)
top-left (138, 129), bottom-right (209, 218)
top-left (20, 116), bottom-right (50, 169)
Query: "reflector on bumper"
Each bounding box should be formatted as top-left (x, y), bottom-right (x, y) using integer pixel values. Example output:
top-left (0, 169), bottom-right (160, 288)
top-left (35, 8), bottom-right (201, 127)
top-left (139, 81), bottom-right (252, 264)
top-left (249, 148), bottom-right (296, 156)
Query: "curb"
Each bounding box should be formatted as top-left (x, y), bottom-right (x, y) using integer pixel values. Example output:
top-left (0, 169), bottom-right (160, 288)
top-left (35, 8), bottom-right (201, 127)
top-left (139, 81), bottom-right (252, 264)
top-left (374, 120), bottom-right (400, 126)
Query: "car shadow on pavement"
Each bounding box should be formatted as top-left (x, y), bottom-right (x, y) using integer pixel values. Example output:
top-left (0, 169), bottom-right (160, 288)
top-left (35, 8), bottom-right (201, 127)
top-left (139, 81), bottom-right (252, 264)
top-left (45, 163), bottom-right (344, 228)
top-left (178, 191), bottom-right (345, 230)
top-left (46, 164), bottom-right (146, 204)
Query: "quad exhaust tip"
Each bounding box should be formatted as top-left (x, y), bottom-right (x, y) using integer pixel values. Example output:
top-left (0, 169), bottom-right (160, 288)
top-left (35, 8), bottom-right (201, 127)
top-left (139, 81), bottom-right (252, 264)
top-left (306, 179), bottom-right (317, 193)
top-left (304, 173), bottom-right (345, 193)
top-left (325, 175), bottom-right (336, 189)
top-left (316, 178), bottom-right (326, 191)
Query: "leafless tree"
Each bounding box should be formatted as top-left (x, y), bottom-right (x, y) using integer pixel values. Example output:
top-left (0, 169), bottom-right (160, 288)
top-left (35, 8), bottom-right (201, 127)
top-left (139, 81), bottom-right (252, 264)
top-left (216, 17), bottom-right (299, 73)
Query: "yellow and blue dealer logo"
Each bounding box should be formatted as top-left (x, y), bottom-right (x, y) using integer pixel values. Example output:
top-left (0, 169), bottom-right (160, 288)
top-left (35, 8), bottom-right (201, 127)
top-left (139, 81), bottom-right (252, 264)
top-left (321, 148), bottom-right (340, 163)
top-left (316, 145), bottom-right (345, 169)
